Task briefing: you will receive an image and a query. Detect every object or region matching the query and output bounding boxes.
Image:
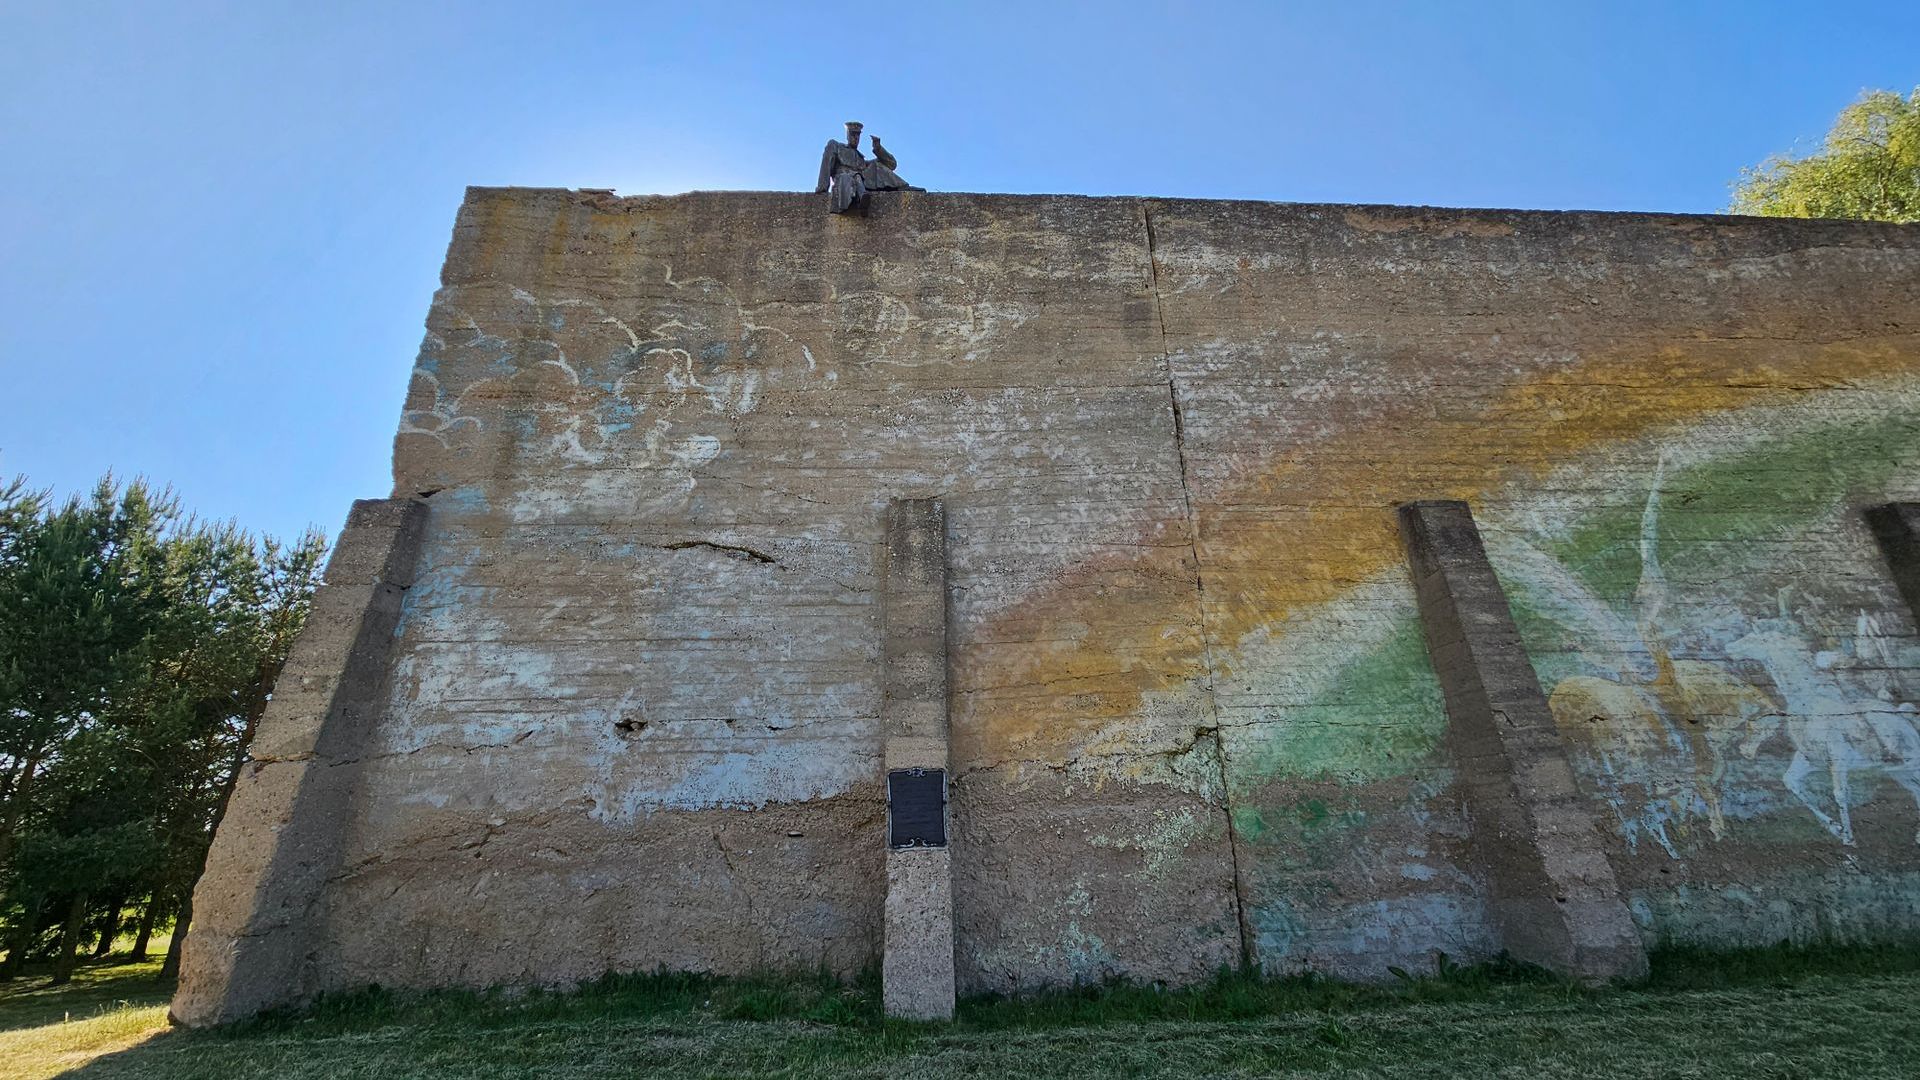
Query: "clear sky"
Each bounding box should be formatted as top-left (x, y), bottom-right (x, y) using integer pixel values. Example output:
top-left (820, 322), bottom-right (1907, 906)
top-left (2, 1), bottom-right (1916, 544)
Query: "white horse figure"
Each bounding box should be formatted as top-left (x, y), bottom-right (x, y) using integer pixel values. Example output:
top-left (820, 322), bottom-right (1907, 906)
top-left (1509, 458), bottom-right (1773, 848)
top-left (1726, 615), bottom-right (1920, 846)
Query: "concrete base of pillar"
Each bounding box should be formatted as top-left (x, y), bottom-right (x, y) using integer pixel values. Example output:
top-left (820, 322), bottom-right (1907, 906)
top-left (883, 846), bottom-right (956, 1020)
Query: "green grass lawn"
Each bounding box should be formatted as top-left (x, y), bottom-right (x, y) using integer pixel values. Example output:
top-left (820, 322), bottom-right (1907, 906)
top-left (0, 953), bottom-right (173, 1080)
top-left (6, 946), bottom-right (1920, 1079)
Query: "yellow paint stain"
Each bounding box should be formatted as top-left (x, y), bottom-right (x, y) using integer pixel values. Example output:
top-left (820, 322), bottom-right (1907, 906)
top-left (956, 340), bottom-right (1920, 768)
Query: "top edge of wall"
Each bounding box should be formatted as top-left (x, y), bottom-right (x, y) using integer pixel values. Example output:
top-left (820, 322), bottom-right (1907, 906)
top-left (458, 185), bottom-right (1920, 235)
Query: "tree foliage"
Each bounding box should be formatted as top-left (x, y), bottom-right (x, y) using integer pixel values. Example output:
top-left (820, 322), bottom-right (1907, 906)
top-left (1732, 88), bottom-right (1920, 222)
top-left (0, 475), bottom-right (325, 982)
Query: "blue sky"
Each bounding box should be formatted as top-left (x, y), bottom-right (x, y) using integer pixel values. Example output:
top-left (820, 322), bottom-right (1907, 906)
top-left (2, 1), bottom-right (1915, 544)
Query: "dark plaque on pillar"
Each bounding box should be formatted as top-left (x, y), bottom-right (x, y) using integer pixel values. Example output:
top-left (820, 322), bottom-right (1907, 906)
top-left (887, 769), bottom-right (947, 848)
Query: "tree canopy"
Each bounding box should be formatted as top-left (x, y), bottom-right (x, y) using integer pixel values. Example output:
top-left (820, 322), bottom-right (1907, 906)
top-left (0, 475), bottom-right (325, 983)
top-left (1732, 88), bottom-right (1920, 223)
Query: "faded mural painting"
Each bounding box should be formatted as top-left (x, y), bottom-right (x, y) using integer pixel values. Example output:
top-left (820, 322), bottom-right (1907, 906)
top-left (1204, 389), bottom-right (1920, 963)
top-left (1512, 457), bottom-right (1920, 853)
top-left (1496, 423), bottom-right (1920, 854)
top-left (321, 190), bottom-right (1920, 992)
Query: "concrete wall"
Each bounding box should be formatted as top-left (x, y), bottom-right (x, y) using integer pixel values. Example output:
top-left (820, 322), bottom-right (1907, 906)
top-left (184, 187), bottom-right (1920, 1014)
top-left (176, 498), bottom-right (427, 1025)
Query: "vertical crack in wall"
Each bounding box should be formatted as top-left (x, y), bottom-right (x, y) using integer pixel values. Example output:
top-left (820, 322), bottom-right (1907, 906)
top-left (713, 825), bottom-right (766, 966)
top-left (1141, 201), bottom-right (1256, 969)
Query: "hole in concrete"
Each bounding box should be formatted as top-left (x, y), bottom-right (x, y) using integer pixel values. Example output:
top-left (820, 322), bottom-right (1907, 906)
top-left (613, 717), bottom-right (646, 737)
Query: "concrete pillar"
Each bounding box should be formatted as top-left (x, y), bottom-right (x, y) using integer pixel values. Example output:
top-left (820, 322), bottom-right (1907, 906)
top-left (172, 497), bottom-right (430, 1026)
top-left (1397, 500), bottom-right (1648, 983)
top-left (880, 498), bottom-right (955, 1020)
top-left (1867, 503), bottom-right (1920, 627)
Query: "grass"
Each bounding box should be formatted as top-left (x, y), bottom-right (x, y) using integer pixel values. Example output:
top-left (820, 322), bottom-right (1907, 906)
top-left (6, 943), bottom-right (1920, 1079)
top-left (0, 952), bottom-right (172, 1080)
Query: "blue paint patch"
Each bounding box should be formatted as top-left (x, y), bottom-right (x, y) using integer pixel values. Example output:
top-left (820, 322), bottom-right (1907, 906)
top-left (443, 485), bottom-right (491, 513)
top-left (391, 536), bottom-right (480, 641)
top-left (1249, 900), bottom-right (1304, 960)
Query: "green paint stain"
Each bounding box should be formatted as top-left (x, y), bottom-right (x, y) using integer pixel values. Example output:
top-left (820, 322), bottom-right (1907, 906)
top-left (1232, 805), bottom-right (1268, 842)
top-left (1229, 406), bottom-right (1920, 792)
top-left (1230, 618), bottom-right (1447, 786)
top-left (1235, 798), bottom-right (1368, 848)
top-left (1546, 412), bottom-right (1920, 603)
top-left (1500, 410), bottom-right (1920, 687)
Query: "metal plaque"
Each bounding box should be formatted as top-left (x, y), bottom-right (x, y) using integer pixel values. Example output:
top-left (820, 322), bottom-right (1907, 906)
top-left (887, 768), bottom-right (947, 848)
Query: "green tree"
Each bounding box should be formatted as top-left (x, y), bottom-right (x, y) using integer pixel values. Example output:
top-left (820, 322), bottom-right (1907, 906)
top-left (0, 475), bottom-right (325, 983)
top-left (0, 479), bottom-right (155, 871)
top-left (144, 525), bottom-right (325, 978)
top-left (0, 478), bottom-right (169, 979)
top-left (1732, 88), bottom-right (1920, 222)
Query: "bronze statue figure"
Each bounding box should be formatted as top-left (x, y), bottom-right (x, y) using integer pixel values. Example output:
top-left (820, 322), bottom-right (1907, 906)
top-left (816, 121), bottom-right (916, 214)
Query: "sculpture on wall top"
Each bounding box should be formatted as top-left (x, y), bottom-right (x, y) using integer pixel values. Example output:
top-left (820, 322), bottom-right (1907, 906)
top-left (816, 121), bottom-right (916, 214)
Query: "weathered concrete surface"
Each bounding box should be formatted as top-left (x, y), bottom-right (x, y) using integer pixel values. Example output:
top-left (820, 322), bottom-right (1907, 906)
top-left (1398, 500), bottom-right (1647, 981)
top-left (349, 189), bottom-right (1244, 996)
top-left (885, 847), bottom-right (955, 1020)
top-left (881, 498), bottom-right (954, 1018)
top-left (173, 498), bottom-right (428, 1025)
top-left (178, 187), bottom-right (1920, 1016)
top-left (882, 499), bottom-right (948, 772)
top-left (1139, 199), bottom-right (1920, 974)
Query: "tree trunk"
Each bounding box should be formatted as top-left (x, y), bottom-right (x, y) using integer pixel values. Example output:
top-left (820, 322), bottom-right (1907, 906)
top-left (50, 891), bottom-right (89, 985)
top-left (130, 893), bottom-right (161, 960)
top-left (0, 758), bottom-right (22, 822)
top-left (0, 757), bottom-right (39, 871)
top-left (0, 893), bottom-right (43, 979)
top-left (91, 894), bottom-right (127, 958)
top-left (159, 888), bottom-right (191, 980)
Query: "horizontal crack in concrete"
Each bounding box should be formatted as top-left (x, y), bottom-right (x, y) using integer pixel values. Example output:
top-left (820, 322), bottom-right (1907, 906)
top-left (661, 540), bottom-right (778, 564)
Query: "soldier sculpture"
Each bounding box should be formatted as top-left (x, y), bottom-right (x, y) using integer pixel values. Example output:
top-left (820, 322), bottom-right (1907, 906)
top-left (816, 121), bottom-right (916, 214)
